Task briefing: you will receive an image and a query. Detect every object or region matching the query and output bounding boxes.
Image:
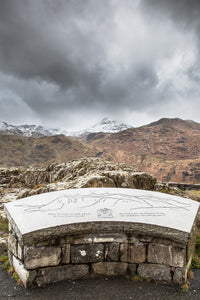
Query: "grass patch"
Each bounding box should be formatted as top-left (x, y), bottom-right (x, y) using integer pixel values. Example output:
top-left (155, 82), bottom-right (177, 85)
top-left (159, 187), bottom-right (171, 194)
top-left (182, 282), bottom-right (189, 292)
top-left (0, 255), bottom-right (8, 263)
top-left (191, 235), bottom-right (200, 269)
top-left (0, 215), bottom-right (8, 234)
top-left (0, 255), bottom-right (22, 285)
top-left (13, 271), bottom-right (20, 281)
top-left (186, 190), bottom-right (200, 201)
top-left (1, 259), bottom-right (10, 272)
top-left (196, 235), bottom-right (200, 247)
top-left (132, 274), bottom-right (143, 282)
top-left (0, 255), bottom-right (9, 271)
top-left (191, 256), bottom-right (200, 269)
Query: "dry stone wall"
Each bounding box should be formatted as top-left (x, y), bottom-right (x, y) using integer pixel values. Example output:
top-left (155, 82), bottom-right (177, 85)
top-left (8, 229), bottom-right (190, 288)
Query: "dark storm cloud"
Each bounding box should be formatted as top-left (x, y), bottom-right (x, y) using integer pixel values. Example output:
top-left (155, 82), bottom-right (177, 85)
top-left (0, 0), bottom-right (200, 128)
top-left (141, 0), bottom-right (200, 27)
top-left (0, 0), bottom-right (106, 87)
top-left (0, 0), bottom-right (160, 111)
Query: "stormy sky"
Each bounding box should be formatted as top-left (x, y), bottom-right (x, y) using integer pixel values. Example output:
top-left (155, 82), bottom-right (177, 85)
top-left (0, 0), bottom-right (200, 130)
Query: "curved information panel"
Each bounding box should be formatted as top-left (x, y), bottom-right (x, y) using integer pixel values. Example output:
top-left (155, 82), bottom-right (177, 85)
top-left (4, 188), bottom-right (199, 235)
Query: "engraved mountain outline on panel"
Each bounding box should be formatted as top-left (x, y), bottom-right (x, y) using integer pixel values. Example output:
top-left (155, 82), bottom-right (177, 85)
top-left (14, 191), bottom-right (192, 218)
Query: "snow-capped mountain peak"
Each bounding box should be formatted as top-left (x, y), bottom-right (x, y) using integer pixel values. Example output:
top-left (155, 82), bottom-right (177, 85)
top-left (64, 118), bottom-right (132, 137)
top-left (0, 118), bottom-right (132, 138)
top-left (0, 121), bottom-right (53, 137)
top-left (89, 118), bottom-right (131, 133)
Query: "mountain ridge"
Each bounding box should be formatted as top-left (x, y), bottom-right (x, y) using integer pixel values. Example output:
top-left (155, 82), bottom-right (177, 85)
top-left (145, 117), bottom-right (200, 130)
top-left (1, 117), bottom-right (200, 138)
top-left (0, 118), bottom-right (132, 138)
top-left (1, 117), bottom-right (200, 184)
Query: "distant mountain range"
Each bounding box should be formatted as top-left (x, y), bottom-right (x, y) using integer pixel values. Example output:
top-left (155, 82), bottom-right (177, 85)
top-left (0, 122), bottom-right (52, 138)
top-left (0, 118), bottom-right (132, 138)
top-left (1, 117), bottom-right (200, 184)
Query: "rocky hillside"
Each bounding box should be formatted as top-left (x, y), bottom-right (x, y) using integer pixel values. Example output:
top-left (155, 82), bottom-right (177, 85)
top-left (84, 118), bottom-right (200, 160)
top-left (0, 134), bottom-right (98, 167)
top-left (1, 118), bottom-right (200, 183)
top-left (83, 118), bottom-right (200, 183)
top-left (0, 158), bottom-right (156, 213)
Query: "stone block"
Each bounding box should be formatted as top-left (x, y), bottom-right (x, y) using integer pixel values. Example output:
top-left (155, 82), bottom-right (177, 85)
top-left (59, 237), bottom-right (70, 245)
top-left (92, 233), bottom-right (127, 244)
top-left (137, 263), bottom-right (172, 282)
top-left (36, 264), bottom-right (89, 287)
top-left (148, 243), bottom-right (185, 267)
top-left (24, 246), bottom-right (61, 269)
top-left (0, 237), bottom-right (7, 256)
top-left (173, 267), bottom-right (186, 285)
top-left (61, 244), bottom-right (70, 264)
top-left (105, 243), bottom-right (119, 261)
top-left (17, 242), bottom-right (23, 261)
top-left (8, 222), bottom-right (12, 233)
top-left (138, 236), bottom-right (153, 243)
top-left (8, 234), bottom-right (24, 260)
top-left (8, 234), bottom-right (17, 257)
top-left (71, 244), bottom-right (104, 264)
top-left (69, 233), bottom-right (127, 244)
top-left (60, 235), bottom-right (93, 245)
top-left (35, 241), bottom-right (49, 247)
top-left (69, 235), bottom-right (93, 244)
top-left (120, 243), bottom-right (146, 263)
top-left (35, 239), bottom-right (57, 247)
top-left (8, 250), bottom-right (13, 266)
top-left (92, 262), bottom-right (127, 276)
top-left (128, 264), bottom-right (137, 276)
top-left (12, 256), bottom-right (37, 288)
top-left (129, 236), bottom-right (143, 245)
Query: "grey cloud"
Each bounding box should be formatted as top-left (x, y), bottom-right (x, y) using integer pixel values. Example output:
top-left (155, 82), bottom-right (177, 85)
top-left (0, 0), bottom-right (200, 128)
top-left (141, 0), bottom-right (200, 88)
top-left (140, 0), bottom-right (200, 43)
top-left (141, 0), bottom-right (200, 24)
top-left (0, 0), bottom-right (161, 110)
top-left (0, 0), bottom-right (108, 87)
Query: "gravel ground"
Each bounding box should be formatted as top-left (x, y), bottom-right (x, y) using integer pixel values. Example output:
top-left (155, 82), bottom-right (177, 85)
top-left (1, 264), bottom-right (200, 300)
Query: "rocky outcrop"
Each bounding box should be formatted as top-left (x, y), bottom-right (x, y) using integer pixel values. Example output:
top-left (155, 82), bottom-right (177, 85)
top-left (0, 158), bottom-right (156, 205)
top-left (2, 158), bottom-right (200, 220)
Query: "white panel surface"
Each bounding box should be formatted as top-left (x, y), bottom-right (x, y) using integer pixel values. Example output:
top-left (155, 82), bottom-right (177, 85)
top-left (4, 188), bottom-right (199, 235)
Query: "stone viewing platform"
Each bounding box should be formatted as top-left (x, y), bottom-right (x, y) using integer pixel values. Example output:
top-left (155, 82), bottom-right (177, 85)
top-left (4, 188), bottom-right (200, 288)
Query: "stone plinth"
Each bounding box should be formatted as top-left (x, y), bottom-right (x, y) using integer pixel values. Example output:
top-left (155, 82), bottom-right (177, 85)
top-left (4, 188), bottom-right (199, 288)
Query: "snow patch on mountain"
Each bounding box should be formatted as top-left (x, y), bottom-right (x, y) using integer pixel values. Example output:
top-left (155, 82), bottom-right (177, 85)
top-left (0, 118), bottom-right (132, 138)
top-left (0, 121), bottom-right (53, 137)
top-left (69, 118), bottom-right (132, 137)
